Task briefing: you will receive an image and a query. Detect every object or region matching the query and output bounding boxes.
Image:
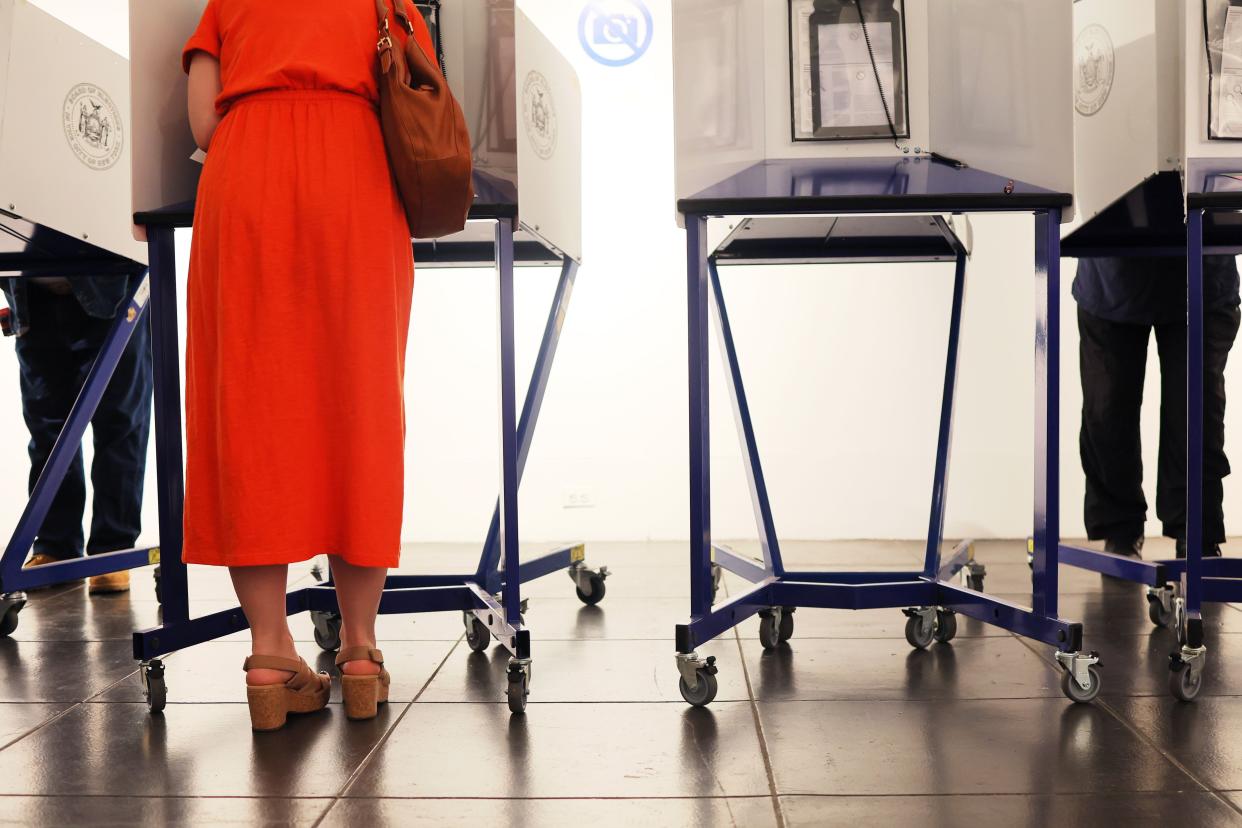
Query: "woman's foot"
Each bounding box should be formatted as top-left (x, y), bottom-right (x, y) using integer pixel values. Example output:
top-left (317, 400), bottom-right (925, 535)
top-left (242, 655), bottom-right (331, 731)
top-left (336, 647), bottom-right (390, 720)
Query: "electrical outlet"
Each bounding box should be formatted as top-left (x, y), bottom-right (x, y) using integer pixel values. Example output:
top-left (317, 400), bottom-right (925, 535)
top-left (564, 489), bottom-right (595, 509)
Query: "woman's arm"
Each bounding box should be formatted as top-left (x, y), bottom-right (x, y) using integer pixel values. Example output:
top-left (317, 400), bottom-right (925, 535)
top-left (187, 52), bottom-right (223, 151)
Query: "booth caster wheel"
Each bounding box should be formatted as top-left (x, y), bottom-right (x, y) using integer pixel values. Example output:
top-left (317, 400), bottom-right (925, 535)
top-left (0, 593), bottom-right (26, 638)
top-left (710, 563), bottom-right (723, 605)
top-left (903, 607), bottom-right (953, 649)
top-left (758, 607), bottom-right (796, 650)
top-left (676, 653), bottom-right (719, 707)
top-left (933, 610), bottom-right (957, 643)
top-left (1056, 651), bottom-right (1102, 703)
top-left (571, 563), bottom-right (609, 607)
top-left (1148, 590), bottom-right (1176, 629)
top-left (153, 566), bottom-right (163, 605)
top-left (142, 659), bottom-right (167, 713)
top-left (311, 610), bottom-right (342, 652)
top-left (1170, 648), bottom-right (1207, 702)
top-left (506, 661), bottom-right (530, 714)
top-left (465, 614), bottom-right (491, 652)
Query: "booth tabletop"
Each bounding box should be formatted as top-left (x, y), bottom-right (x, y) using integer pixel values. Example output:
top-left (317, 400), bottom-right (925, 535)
top-left (1186, 159), bottom-right (1242, 212)
top-left (678, 157), bottom-right (1072, 217)
top-left (133, 172), bottom-right (521, 230)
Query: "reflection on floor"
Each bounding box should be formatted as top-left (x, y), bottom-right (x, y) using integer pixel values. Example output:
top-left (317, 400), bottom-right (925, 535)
top-left (0, 539), bottom-right (1240, 826)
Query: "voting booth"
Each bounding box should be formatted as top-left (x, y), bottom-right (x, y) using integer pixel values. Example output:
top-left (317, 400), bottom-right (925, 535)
top-left (669, 0), bottom-right (1103, 706)
top-left (125, 0), bottom-right (600, 715)
top-left (1058, 0), bottom-right (1242, 702)
top-left (0, 1), bottom-right (156, 624)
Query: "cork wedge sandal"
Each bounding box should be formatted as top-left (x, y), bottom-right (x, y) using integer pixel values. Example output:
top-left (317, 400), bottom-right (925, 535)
top-left (243, 655), bottom-right (331, 732)
top-left (336, 647), bottom-right (391, 720)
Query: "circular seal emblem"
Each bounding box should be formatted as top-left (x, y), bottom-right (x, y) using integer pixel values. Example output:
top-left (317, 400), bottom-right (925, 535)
top-left (63, 83), bottom-right (124, 171)
top-left (522, 71), bottom-right (557, 161)
top-left (1074, 24), bottom-right (1115, 117)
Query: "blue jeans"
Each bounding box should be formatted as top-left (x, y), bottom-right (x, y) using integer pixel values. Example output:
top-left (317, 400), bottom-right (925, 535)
top-left (15, 281), bottom-right (153, 560)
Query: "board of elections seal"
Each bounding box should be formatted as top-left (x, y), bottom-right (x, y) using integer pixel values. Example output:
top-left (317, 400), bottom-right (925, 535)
top-left (522, 71), bottom-right (557, 160)
top-left (63, 83), bottom-right (124, 171)
top-left (1074, 24), bottom-right (1115, 117)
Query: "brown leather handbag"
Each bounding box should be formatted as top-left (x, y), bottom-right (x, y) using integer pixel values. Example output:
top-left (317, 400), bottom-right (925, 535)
top-left (373, 0), bottom-right (474, 239)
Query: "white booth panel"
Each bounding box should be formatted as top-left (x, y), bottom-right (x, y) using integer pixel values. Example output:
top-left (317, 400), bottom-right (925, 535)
top-left (761, 0), bottom-right (933, 160)
top-left (129, 0), bottom-right (207, 230)
top-left (672, 0), bottom-right (767, 207)
top-left (928, 0), bottom-right (1074, 198)
top-left (0, 0), bottom-right (146, 263)
top-left (514, 4), bottom-right (582, 263)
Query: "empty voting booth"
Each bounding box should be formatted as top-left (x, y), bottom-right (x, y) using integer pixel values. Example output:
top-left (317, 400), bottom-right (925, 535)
top-left (126, 0), bottom-right (600, 714)
top-left (0, 1), bottom-right (153, 627)
top-left (669, 0), bottom-right (1105, 705)
top-left (1060, 0), bottom-right (1242, 701)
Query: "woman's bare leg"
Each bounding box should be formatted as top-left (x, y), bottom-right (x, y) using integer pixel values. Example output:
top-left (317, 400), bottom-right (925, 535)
top-left (329, 555), bottom-right (387, 676)
top-left (230, 564), bottom-right (298, 686)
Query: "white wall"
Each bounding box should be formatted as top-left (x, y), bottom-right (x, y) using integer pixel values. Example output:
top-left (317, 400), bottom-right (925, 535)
top-left (1, 2), bottom-right (1238, 554)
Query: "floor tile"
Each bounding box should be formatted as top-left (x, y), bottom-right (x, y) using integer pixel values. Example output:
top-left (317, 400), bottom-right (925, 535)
top-left (0, 703), bottom-right (71, 748)
top-left (0, 796), bottom-right (330, 827)
top-left (94, 641), bottom-right (455, 705)
top-left (743, 635), bottom-right (1061, 701)
top-left (759, 698), bottom-right (1190, 794)
top-left (419, 638), bottom-right (745, 703)
top-left (1108, 696), bottom-right (1242, 789)
top-left (0, 702), bottom-right (394, 797)
top-left (778, 793), bottom-right (1241, 827)
top-left (0, 640), bottom-right (136, 702)
top-left (347, 702), bottom-right (772, 798)
top-left (321, 796), bottom-right (779, 828)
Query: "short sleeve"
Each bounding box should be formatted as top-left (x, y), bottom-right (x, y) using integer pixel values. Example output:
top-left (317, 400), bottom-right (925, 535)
top-left (182, 0), bottom-right (221, 74)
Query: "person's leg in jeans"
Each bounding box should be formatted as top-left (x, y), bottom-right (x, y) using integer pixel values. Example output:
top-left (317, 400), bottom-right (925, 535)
top-left (15, 289), bottom-right (87, 562)
top-left (1078, 306), bottom-right (1152, 551)
top-left (1156, 304), bottom-right (1241, 552)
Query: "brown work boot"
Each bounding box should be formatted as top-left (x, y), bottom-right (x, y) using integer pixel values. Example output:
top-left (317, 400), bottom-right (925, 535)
top-left (88, 571), bottom-right (130, 594)
top-left (23, 553), bottom-right (81, 590)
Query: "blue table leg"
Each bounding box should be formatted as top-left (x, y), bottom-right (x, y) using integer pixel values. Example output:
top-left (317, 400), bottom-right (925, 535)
top-left (1186, 208), bottom-right (1205, 640)
top-left (708, 259), bottom-right (782, 578)
top-left (923, 251), bottom-right (967, 580)
top-left (1033, 209), bottom-right (1061, 620)
top-left (686, 215), bottom-right (713, 627)
top-left (494, 218), bottom-right (521, 632)
top-left (148, 227), bottom-right (188, 625)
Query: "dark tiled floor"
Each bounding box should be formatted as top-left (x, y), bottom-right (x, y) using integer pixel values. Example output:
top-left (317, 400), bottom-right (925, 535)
top-left (0, 540), bottom-right (1239, 826)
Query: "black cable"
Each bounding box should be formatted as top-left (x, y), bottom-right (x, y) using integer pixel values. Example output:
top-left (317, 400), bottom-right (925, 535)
top-left (849, 0), bottom-right (965, 168)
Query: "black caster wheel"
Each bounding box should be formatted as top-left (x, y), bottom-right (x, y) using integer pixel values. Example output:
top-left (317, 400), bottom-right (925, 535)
top-left (778, 608), bottom-right (794, 643)
top-left (311, 611), bottom-right (342, 652)
top-left (933, 610), bottom-right (957, 643)
top-left (967, 573), bottom-right (985, 592)
top-left (1148, 594), bottom-right (1174, 629)
top-left (904, 612), bottom-right (935, 650)
top-left (143, 660), bottom-right (167, 714)
top-left (575, 573), bottom-right (606, 606)
top-left (153, 566), bottom-right (163, 605)
top-left (506, 667), bottom-right (529, 714)
top-left (1170, 661), bottom-right (1203, 702)
top-left (758, 613), bottom-right (781, 650)
top-left (1060, 665), bottom-right (1102, 703)
top-left (679, 670), bottom-right (718, 707)
top-left (710, 563), bottom-right (723, 605)
top-left (0, 606), bottom-right (20, 638)
top-left (465, 616), bottom-right (491, 652)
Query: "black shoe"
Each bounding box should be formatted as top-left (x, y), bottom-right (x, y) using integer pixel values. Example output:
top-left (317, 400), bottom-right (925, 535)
top-left (1175, 538), bottom-right (1223, 559)
top-left (1104, 537), bottom-right (1144, 559)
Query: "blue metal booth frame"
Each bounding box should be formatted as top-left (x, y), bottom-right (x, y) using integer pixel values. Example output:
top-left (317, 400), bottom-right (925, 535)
top-left (0, 171), bottom-right (608, 715)
top-left (673, 156), bottom-right (1103, 706)
top-left (1058, 164), bottom-right (1242, 702)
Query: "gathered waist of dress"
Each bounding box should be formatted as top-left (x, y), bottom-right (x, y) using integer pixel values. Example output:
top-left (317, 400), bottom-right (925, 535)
top-left (227, 88), bottom-right (378, 112)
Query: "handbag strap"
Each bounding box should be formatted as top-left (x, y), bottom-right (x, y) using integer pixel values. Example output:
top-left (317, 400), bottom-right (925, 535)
top-left (373, 0), bottom-right (415, 36)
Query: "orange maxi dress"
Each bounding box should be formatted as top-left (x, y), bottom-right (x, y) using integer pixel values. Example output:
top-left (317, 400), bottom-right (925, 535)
top-left (182, 0), bottom-right (432, 568)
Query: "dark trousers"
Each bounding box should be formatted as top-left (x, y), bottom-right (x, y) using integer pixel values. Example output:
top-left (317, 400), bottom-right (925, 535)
top-left (1078, 304), bottom-right (1242, 545)
top-left (15, 286), bottom-right (153, 559)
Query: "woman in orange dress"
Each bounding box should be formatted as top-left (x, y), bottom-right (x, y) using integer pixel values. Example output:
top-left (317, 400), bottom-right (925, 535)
top-left (183, 0), bottom-right (430, 730)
